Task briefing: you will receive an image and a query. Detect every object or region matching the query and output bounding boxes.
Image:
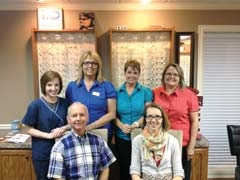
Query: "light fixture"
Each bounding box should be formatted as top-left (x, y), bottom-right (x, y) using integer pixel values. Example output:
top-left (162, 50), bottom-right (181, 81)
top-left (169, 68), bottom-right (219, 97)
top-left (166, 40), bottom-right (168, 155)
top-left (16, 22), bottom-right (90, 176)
top-left (141, 0), bottom-right (151, 3)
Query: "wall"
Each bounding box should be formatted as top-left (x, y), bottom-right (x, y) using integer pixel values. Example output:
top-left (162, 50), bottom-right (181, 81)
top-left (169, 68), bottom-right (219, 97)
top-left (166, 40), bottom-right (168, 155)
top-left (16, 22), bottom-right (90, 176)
top-left (1, 10), bottom-right (240, 125)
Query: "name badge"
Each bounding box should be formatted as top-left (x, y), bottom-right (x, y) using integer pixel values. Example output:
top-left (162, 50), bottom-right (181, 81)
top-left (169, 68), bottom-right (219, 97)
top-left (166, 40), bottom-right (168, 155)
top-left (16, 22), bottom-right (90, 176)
top-left (92, 91), bottom-right (100, 96)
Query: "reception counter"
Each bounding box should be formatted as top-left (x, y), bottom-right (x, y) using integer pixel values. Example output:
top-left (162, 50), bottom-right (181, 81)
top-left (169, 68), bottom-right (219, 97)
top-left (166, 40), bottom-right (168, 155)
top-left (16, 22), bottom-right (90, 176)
top-left (0, 130), bottom-right (209, 180)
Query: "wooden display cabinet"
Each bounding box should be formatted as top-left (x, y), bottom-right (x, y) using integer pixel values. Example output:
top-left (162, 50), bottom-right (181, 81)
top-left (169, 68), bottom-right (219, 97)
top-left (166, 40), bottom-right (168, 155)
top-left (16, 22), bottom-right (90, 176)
top-left (0, 150), bottom-right (36, 180)
top-left (191, 147), bottom-right (209, 180)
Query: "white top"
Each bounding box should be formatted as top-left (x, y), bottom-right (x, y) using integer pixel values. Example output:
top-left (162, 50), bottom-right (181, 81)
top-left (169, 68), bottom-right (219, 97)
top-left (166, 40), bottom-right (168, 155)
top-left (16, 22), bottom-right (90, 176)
top-left (130, 133), bottom-right (184, 179)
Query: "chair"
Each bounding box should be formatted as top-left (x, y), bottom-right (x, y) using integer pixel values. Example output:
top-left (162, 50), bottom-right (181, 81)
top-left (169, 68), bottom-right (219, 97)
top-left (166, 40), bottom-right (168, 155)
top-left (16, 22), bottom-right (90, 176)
top-left (55, 129), bottom-right (108, 143)
top-left (90, 128), bottom-right (108, 142)
top-left (131, 128), bottom-right (183, 153)
top-left (227, 125), bottom-right (240, 180)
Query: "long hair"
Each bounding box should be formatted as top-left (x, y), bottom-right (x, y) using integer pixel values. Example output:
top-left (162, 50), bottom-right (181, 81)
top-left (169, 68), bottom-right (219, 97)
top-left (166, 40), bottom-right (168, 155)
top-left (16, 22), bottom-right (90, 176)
top-left (143, 102), bottom-right (170, 131)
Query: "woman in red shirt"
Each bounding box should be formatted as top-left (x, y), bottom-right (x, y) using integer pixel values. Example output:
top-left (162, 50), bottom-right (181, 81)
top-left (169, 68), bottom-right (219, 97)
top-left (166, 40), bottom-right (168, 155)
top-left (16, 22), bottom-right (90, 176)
top-left (153, 63), bottom-right (199, 180)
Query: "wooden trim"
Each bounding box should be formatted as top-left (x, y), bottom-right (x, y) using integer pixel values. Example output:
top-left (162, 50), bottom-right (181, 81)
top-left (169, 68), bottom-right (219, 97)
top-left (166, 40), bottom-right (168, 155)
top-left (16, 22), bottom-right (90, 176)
top-left (31, 28), bottom-right (39, 98)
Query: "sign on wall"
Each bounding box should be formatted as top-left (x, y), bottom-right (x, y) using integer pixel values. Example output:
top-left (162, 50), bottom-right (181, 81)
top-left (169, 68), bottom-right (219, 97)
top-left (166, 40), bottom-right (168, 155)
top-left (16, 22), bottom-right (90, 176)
top-left (38, 8), bottom-right (63, 30)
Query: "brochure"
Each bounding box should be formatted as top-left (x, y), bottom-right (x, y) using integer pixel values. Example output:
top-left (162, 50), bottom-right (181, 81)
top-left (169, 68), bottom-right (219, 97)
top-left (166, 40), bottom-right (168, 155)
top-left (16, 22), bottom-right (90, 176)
top-left (7, 133), bottom-right (30, 143)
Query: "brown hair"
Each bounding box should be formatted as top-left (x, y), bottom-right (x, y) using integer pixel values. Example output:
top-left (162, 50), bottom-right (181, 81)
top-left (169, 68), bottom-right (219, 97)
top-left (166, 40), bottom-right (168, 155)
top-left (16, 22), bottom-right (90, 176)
top-left (143, 102), bottom-right (170, 131)
top-left (76, 51), bottom-right (104, 83)
top-left (40, 70), bottom-right (63, 95)
top-left (124, 59), bottom-right (141, 73)
top-left (161, 63), bottom-right (186, 89)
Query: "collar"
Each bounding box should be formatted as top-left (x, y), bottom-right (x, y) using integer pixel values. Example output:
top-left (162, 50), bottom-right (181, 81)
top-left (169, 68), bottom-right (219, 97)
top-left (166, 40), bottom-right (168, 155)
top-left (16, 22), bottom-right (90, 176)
top-left (78, 79), bottom-right (99, 87)
top-left (71, 129), bottom-right (87, 140)
top-left (159, 86), bottom-right (181, 96)
top-left (119, 82), bottom-right (142, 92)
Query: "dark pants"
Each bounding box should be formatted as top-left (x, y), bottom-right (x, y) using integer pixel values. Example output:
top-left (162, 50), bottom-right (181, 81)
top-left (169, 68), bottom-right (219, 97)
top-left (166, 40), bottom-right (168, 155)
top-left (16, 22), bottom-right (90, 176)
top-left (182, 147), bottom-right (192, 180)
top-left (115, 136), bottom-right (132, 180)
top-left (33, 160), bottom-right (53, 180)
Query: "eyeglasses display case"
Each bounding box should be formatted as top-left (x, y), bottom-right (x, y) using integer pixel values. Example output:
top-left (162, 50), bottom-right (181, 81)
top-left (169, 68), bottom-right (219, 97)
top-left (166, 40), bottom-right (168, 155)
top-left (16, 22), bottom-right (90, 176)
top-left (31, 28), bottom-right (96, 98)
top-left (98, 27), bottom-right (175, 89)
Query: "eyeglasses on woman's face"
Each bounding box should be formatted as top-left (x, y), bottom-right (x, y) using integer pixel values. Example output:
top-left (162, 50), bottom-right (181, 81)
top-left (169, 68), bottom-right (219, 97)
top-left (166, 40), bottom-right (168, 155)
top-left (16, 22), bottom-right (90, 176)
top-left (82, 61), bottom-right (98, 67)
top-left (146, 114), bottom-right (163, 121)
top-left (165, 72), bottom-right (179, 77)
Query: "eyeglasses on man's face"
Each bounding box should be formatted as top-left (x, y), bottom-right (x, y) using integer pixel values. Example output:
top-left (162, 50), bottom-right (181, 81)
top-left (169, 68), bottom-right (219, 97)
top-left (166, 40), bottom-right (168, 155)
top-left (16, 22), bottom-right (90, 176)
top-left (165, 72), bottom-right (179, 77)
top-left (83, 61), bottom-right (98, 67)
top-left (146, 114), bottom-right (163, 121)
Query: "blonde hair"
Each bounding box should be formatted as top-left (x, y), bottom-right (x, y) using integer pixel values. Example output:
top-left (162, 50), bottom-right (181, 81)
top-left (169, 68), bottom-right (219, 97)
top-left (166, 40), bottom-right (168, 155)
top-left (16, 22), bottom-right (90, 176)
top-left (76, 51), bottom-right (104, 83)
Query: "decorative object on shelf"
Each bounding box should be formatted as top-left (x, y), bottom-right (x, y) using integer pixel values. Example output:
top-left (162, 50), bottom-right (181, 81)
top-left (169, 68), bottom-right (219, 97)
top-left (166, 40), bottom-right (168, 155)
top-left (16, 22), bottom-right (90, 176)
top-left (108, 28), bottom-right (175, 89)
top-left (79, 12), bottom-right (94, 30)
top-left (175, 32), bottom-right (195, 87)
top-left (37, 8), bottom-right (63, 30)
top-left (31, 29), bottom-right (96, 98)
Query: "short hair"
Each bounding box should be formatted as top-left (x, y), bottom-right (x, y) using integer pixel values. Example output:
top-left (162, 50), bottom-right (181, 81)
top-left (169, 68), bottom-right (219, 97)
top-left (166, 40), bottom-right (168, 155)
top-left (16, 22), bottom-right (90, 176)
top-left (67, 102), bottom-right (89, 117)
top-left (76, 51), bottom-right (104, 83)
top-left (40, 70), bottom-right (63, 95)
top-left (124, 59), bottom-right (141, 73)
top-left (143, 102), bottom-right (170, 131)
top-left (161, 63), bottom-right (186, 89)
top-left (79, 12), bottom-right (94, 21)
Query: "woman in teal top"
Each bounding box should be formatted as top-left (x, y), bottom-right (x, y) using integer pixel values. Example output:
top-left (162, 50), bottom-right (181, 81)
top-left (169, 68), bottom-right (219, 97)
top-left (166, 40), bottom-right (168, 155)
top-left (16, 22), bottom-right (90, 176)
top-left (115, 59), bottom-right (152, 180)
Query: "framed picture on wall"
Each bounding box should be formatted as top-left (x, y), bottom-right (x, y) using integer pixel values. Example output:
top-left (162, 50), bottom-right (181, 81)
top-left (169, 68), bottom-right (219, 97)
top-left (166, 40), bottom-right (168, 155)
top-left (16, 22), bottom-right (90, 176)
top-left (79, 12), bottom-right (94, 30)
top-left (38, 8), bottom-right (64, 30)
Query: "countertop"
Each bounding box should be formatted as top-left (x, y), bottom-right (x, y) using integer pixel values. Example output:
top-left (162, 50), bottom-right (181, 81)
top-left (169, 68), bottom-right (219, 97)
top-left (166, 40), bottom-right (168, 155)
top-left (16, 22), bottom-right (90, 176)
top-left (0, 129), bottom-right (31, 149)
top-left (0, 129), bottom-right (209, 149)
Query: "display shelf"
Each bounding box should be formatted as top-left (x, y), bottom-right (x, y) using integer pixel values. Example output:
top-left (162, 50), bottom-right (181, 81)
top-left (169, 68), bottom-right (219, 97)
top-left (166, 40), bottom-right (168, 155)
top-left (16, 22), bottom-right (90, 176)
top-left (31, 28), bottom-right (97, 98)
top-left (108, 28), bottom-right (175, 89)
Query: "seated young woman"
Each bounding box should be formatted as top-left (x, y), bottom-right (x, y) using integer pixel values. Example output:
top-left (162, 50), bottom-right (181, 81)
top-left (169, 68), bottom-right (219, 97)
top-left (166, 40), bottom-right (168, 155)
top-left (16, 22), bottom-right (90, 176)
top-left (130, 102), bottom-right (184, 180)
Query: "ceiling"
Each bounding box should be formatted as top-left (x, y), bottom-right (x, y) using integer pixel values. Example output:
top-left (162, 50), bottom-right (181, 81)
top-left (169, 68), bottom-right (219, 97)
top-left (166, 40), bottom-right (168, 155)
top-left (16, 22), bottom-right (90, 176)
top-left (1, 0), bottom-right (240, 10)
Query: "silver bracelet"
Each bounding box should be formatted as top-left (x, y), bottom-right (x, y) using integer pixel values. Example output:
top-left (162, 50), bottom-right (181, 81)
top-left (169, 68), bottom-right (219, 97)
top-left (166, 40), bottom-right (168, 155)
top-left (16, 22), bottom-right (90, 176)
top-left (133, 121), bottom-right (139, 128)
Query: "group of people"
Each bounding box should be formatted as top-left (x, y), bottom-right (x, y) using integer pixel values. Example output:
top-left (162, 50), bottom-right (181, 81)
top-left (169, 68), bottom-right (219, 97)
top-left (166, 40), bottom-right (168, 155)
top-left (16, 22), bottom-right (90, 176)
top-left (21, 50), bottom-right (199, 180)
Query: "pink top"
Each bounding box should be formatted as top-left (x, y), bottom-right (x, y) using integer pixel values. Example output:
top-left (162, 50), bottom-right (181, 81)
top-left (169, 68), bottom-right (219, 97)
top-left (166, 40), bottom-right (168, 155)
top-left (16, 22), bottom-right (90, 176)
top-left (153, 86), bottom-right (199, 146)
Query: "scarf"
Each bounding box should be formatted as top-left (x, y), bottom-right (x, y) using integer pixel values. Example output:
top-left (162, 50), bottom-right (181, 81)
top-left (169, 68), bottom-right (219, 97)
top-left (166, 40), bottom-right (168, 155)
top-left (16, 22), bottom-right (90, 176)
top-left (142, 126), bottom-right (168, 160)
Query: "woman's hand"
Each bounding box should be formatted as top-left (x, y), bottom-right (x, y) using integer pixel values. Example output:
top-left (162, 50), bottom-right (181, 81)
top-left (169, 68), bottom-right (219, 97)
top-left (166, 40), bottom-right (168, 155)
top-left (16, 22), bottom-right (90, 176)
top-left (187, 146), bottom-right (195, 160)
top-left (121, 123), bottom-right (132, 134)
top-left (50, 127), bottom-right (65, 138)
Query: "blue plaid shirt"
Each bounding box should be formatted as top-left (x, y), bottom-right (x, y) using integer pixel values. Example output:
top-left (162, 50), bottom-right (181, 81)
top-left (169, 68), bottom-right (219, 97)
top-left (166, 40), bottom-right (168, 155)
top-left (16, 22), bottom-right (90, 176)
top-left (48, 131), bottom-right (116, 180)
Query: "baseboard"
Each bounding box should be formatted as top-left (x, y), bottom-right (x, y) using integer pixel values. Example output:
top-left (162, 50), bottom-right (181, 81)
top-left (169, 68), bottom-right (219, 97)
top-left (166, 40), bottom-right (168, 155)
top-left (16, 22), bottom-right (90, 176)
top-left (208, 165), bottom-right (235, 178)
top-left (208, 179), bottom-right (234, 180)
top-left (0, 124), bottom-right (11, 129)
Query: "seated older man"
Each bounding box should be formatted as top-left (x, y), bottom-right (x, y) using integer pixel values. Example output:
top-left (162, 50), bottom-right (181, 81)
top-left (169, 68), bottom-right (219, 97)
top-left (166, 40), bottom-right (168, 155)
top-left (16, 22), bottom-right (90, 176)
top-left (48, 102), bottom-right (116, 180)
